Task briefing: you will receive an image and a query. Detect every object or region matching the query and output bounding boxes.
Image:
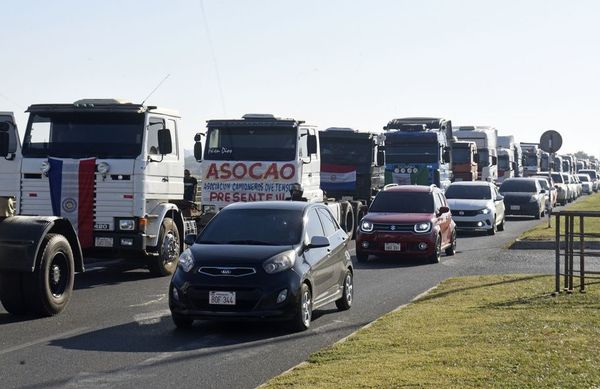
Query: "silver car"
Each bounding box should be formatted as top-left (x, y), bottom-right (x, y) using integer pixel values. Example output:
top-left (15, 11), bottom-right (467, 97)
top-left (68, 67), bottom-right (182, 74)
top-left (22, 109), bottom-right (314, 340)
top-left (576, 174), bottom-right (593, 194)
top-left (445, 181), bottom-right (505, 235)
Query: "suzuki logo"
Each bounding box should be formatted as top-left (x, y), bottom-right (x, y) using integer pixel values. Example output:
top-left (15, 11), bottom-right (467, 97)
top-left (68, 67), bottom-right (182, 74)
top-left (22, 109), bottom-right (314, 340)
top-left (220, 269), bottom-right (232, 275)
top-left (390, 225), bottom-right (396, 231)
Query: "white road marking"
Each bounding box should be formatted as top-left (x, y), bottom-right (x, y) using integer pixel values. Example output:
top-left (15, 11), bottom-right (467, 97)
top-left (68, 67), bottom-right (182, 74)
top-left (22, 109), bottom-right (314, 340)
top-left (0, 327), bottom-right (90, 356)
top-left (129, 294), bottom-right (166, 308)
top-left (133, 309), bottom-right (171, 326)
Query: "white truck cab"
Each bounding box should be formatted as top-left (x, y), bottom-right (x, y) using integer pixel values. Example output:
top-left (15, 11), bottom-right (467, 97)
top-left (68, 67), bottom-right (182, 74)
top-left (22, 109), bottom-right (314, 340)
top-left (1, 99), bottom-right (193, 275)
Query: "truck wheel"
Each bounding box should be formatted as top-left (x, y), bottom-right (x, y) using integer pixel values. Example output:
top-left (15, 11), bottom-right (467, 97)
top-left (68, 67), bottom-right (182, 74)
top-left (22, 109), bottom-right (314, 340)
top-left (28, 233), bottom-right (75, 316)
top-left (340, 202), bottom-right (355, 238)
top-left (149, 217), bottom-right (181, 276)
top-left (0, 272), bottom-right (30, 315)
top-left (352, 204), bottom-right (367, 240)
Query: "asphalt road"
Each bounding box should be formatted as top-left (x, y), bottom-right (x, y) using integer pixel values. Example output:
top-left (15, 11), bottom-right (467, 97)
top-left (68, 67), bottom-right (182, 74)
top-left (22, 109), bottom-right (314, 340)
top-left (0, 213), bottom-right (560, 389)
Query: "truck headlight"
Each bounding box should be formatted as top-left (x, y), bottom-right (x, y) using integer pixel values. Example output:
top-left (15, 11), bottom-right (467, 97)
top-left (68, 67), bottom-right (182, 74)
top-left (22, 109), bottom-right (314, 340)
top-left (98, 162), bottom-right (110, 174)
top-left (41, 160), bottom-right (50, 174)
top-left (178, 249), bottom-right (195, 272)
top-left (263, 250), bottom-right (296, 274)
top-left (119, 219), bottom-right (135, 231)
top-left (414, 222), bottom-right (431, 233)
top-left (360, 220), bottom-right (374, 232)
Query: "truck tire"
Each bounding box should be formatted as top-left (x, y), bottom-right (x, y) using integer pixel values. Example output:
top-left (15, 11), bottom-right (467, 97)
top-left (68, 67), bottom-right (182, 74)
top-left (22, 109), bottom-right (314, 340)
top-left (149, 217), bottom-right (181, 276)
top-left (0, 272), bottom-right (29, 315)
top-left (352, 203), bottom-right (367, 240)
top-left (27, 233), bottom-right (75, 316)
top-left (340, 202), bottom-right (355, 238)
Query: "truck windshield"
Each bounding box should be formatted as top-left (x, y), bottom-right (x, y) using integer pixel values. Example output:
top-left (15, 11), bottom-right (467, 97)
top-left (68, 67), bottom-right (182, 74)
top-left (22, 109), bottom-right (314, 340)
top-left (386, 144), bottom-right (438, 163)
top-left (22, 112), bottom-right (145, 158)
top-left (498, 155), bottom-right (510, 170)
top-left (525, 154), bottom-right (538, 166)
top-left (478, 150), bottom-right (490, 167)
top-left (369, 191), bottom-right (434, 213)
top-left (204, 127), bottom-right (296, 161)
top-left (320, 139), bottom-right (371, 165)
top-left (452, 148), bottom-right (471, 164)
top-left (445, 185), bottom-right (491, 200)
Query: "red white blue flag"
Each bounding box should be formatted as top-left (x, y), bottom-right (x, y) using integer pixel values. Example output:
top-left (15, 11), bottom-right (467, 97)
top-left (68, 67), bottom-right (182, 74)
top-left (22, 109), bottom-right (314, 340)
top-left (321, 164), bottom-right (357, 191)
top-left (48, 158), bottom-right (96, 248)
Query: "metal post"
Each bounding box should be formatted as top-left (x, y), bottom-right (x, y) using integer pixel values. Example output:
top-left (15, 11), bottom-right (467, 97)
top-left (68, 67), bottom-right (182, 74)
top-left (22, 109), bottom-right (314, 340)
top-left (580, 216), bottom-right (585, 293)
top-left (555, 211), bottom-right (561, 294)
top-left (568, 215), bottom-right (575, 292)
top-left (564, 214), bottom-right (570, 291)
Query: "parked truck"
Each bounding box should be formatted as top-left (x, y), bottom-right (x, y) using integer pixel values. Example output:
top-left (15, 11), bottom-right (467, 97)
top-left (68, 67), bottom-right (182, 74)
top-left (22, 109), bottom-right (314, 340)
top-left (540, 151), bottom-right (551, 172)
top-left (451, 140), bottom-right (478, 181)
top-left (453, 126), bottom-right (498, 183)
top-left (520, 142), bottom-right (541, 176)
top-left (319, 127), bottom-right (385, 229)
top-left (498, 135), bottom-right (522, 178)
top-left (496, 148), bottom-right (515, 184)
top-left (554, 155), bottom-right (564, 173)
top-left (195, 113), bottom-right (357, 236)
top-left (382, 117), bottom-right (453, 190)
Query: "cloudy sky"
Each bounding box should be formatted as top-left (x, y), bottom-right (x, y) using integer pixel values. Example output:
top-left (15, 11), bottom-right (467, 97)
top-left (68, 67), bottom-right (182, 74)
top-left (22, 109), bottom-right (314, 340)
top-left (2, 0), bottom-right (599, 156)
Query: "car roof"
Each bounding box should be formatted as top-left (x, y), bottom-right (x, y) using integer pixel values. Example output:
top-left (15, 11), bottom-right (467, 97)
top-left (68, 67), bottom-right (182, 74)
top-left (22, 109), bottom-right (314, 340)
top-left (501, 177), bottom-right (538, 182)
top-left (223, 201), bottom-right (312, 212)
top-left (448, 181), bottom-right (491, 187)
top-left (384, 185), bottom-right (436, 193)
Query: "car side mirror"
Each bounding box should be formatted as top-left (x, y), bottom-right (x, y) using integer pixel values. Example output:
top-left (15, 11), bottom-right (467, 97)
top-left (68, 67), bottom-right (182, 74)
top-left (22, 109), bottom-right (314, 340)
top-left (307, 134), bottom-right (318, 155)
top-left (157, 129), bottom-right (173, 155)
top-left (0, 131), bottom-right (8, 158)
top-left (496, 194), bottom-right (504, 201)
top-left (194, 133), bottom-right (203, 162)
top-left (184, 234), bottom-right (197, 246)
top-left (307, 235), bottom-right (330, 249)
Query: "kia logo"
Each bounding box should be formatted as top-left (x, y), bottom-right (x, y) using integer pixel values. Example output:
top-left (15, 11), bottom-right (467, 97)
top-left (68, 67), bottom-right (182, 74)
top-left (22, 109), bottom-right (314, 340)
top-left (220, 269), bottom-right (232, 275)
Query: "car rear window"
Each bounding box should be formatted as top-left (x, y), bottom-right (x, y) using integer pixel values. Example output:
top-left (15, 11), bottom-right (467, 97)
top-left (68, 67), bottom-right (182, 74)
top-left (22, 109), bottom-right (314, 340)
top-left (499, 180), bottom-right (537, 193)
top-left (445, 185), bottom-right (491, 200)
top-left (199, 208), bottom-right (304, 245)
top-left (551, 173), bottom-right (563, 183)
top-left (578, 175), bottom-right (590, 182)
top-left (369, 191), bottom-right (434, 213)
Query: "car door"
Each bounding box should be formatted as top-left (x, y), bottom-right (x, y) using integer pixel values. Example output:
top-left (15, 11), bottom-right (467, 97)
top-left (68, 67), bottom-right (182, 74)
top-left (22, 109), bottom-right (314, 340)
top-left (302, 207), bottom-right (329, 300)
top-left (316, 207), bottom-right (348, 298)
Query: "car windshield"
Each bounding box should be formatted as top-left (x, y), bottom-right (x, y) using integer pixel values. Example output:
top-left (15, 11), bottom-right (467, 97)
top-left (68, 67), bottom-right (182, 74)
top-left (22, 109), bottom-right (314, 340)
top-left (445, 185), bottom-right (491, 200)
top-left (369, 191), bottom-right (434, 213)
top-left (22, 112), bottom-right (145, 158)
top-left (551, 173), bottom-right (563, 183)
top-left (500, 180), bottom-right (537, 193)
top-left (198, 208), bottom-right (304, 245)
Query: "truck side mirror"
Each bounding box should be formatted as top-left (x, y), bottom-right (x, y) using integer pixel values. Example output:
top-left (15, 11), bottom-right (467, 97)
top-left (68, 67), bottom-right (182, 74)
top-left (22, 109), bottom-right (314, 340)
top-left (194, 141), bottom-right (203, 162)
top-left (157, 129), bottom-right (172, 155)
top-left (307, 134), bottom-right (317, 155)
top-left (376, 149), bottom-right (385, 166)
top-left (0, 131), bottom-right (9, 158)
top-left (443, 148), bottom-right (451, 163)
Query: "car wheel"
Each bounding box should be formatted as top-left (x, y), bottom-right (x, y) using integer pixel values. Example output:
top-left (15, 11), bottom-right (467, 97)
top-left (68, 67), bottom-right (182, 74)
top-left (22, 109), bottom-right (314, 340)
top-left (356, 251), bottom-right (369, 263)
top-left (172, 313), bottom-right (194, 329)
top-left (497, 216), bottom-right (505, 231)
top-left (487, 217), bottom-right (497, 235)
top-left (428, 235), bottom-right (441, 264)
top-left (149, 217), bottom-right (181, 276)
top-left (534, 210), bottom-right (541, 219)
top-left (335, 270), bottom-right (353, 311)
top-left (290, 283), bottom-right (312, 331)
top-left (445, 230), bottom-right (456, 256)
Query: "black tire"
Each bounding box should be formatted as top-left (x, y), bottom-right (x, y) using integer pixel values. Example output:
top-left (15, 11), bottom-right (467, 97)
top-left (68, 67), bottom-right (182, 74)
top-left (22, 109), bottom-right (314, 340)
top-left (172, 313), bottom-right (194, 329)
top-left (290, 283), bottom-right (312, 331)
top-left (340, 202), bottom-right (355, 238)
top-left (149, 217), bottom-right (181, 276)
top-left (0, 272), bottom-right (30, 315)
top-left (534, 210), bottom-right (541, 219)
top-left (335, 270), bottom-right (353, 311)
top-left (352, 204), bottom-right (367, 240)
top-left (27, 233), bottom-right (75, 316)
top-left (445, 230), bottom-right (456, 256)
top-left (356, 251), bottom-right (369, 263)
top-left (497, 216), bottom-right (505, 231)
top-left (428, 235), bottom-right (441, 264)
top-left (487, 217), bottom-right (497, 235)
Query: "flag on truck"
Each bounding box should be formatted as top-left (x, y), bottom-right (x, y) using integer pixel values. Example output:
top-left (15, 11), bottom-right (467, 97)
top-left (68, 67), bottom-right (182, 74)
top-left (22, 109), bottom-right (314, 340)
top-left (321, 164), bottom-right (356, 191)
top-left (48, 158), bottom-right (95, 248)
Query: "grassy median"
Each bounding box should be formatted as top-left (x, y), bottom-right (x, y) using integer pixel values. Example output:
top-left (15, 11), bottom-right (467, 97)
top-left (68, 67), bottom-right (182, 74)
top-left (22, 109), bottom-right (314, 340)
top-left (519, 193), bottom-right (600, 241)
top-left (263, 275), bottom-right (600, 388)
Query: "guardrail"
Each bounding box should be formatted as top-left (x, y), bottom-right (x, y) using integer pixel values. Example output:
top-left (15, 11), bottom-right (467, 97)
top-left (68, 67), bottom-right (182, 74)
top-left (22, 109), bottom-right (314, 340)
top-left (554, 210), bottom-right (600, 294)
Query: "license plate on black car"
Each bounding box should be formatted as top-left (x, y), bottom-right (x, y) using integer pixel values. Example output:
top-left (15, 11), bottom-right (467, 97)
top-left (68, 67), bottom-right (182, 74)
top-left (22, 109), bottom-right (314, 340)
top-left (209, 291), bottom-right (236, 305)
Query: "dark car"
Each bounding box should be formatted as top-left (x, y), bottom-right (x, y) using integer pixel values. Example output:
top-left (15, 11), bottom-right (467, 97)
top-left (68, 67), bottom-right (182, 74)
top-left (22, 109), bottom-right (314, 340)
top-left (499, 178), bottom-right (546, 219)
top-left (355, 185), bottom-right (456, 264)
top-left (169, 201), bottom-right (353, 331)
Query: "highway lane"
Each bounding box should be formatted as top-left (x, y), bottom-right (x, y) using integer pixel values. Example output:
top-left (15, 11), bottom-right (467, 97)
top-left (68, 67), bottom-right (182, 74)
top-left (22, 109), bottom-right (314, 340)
top-left (0, 213), bottom-right (559, 389)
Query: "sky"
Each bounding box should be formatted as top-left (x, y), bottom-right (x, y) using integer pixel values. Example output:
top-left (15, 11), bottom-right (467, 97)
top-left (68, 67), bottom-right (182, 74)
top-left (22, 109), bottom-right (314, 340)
top-left (1, 0), bottom-right (599, 156)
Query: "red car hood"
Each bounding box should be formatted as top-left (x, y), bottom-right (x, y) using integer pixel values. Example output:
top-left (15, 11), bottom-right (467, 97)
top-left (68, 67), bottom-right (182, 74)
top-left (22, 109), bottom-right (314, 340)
top-left (364, 212), bottom-right (434, 224)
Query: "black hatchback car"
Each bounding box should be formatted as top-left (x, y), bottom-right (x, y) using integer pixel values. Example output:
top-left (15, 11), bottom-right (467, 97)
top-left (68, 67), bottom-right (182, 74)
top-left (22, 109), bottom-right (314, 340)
top-left (169, 201), bottom-right (353, 331)
top-left (499, 178), bottom-right (546, 219)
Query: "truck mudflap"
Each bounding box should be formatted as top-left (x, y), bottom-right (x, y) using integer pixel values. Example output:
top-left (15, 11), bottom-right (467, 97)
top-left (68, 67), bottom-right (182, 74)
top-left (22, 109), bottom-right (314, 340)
top-left (0, 216), bottom-right (84, 273)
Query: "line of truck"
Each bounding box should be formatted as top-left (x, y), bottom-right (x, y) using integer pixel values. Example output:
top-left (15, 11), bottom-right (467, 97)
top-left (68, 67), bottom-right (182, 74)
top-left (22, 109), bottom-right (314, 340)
top-left (0, 99), bottom-right (598, 316)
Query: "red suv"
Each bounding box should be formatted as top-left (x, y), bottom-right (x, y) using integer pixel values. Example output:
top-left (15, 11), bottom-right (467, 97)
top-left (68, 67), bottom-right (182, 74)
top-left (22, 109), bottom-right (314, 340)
top-left (356, 185), bottom-right (456, 263)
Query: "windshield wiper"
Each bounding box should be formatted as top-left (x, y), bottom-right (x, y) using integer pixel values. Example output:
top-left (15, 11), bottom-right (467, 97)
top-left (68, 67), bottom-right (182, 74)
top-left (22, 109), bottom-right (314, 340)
top-left (225, 240), bottom-right (277, 246)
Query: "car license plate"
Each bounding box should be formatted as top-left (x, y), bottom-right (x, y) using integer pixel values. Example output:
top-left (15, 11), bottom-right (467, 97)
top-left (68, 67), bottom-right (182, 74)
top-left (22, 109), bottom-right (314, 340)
top-left (209, 291), bottom-right (236, 305)
top-left (384, 243), bottom-right (401, 251)
top-left (95, 237), bottom-right (114, 247)
top-left (510, 205), bottom-right (520, 211)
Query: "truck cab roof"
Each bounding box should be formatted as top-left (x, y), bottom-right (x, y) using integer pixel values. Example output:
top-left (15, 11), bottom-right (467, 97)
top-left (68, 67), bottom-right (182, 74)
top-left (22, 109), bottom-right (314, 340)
top-left (26, 98), bottom-right (180, 117)
top-left (206, 114), bottom-right (309, 129)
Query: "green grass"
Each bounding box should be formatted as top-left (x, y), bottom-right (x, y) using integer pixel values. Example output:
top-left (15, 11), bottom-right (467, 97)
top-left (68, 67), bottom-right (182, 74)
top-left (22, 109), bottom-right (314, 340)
top-left (519, 193), bottom-right (600, 241)
top-left (262, 275), bottom-right (600, 388)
